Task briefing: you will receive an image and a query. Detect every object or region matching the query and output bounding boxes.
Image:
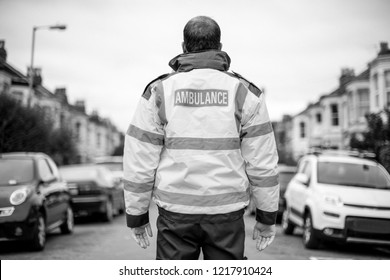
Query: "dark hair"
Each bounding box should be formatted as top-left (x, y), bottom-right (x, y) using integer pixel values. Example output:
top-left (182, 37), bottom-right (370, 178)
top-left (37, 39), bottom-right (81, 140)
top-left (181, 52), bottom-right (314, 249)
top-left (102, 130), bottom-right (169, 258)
top-left (183, 16), bottom-right (221, 52)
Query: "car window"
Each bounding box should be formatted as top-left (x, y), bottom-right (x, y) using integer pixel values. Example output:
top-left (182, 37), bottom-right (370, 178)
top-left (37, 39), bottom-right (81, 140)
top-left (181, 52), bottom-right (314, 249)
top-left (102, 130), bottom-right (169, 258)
top-left (297, 160), bottom-right (308, 174)
top-left (38, 159), bottom-right (54, 182)
top-left (317, 161), bottom-right (390, 189)
top-left (302, 161), bottom-right (312, 179)
top-left (47, 158), bottom-right (60, 179)
top-left (0, 158), bottom-right (34, 185)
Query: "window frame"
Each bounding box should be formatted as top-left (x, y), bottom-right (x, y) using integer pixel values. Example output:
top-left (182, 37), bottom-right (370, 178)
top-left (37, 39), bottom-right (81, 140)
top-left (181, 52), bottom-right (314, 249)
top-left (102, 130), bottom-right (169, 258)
top-left (330, 103), bottom-right (339, 126)
top-left (37, 158), bottom-right (55, 183)
top-left (299, 122), bottom-right (306, 138)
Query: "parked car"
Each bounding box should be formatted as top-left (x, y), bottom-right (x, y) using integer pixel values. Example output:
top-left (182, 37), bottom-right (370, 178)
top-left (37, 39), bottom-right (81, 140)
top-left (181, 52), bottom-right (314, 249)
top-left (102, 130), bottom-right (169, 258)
top-left (59, 164), bottom-right (125, 222)
top-left (0, 152), bottom-right (74, 251)
top-left (247, 164), bottom-right (296, 221)
top-left (282, 150), bottom-right (390, 249)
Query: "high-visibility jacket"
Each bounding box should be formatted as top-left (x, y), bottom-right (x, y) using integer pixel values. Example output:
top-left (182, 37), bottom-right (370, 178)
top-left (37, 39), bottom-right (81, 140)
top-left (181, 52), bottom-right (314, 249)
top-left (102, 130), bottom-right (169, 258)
top-left (123, 50), bottom-right (279, 228)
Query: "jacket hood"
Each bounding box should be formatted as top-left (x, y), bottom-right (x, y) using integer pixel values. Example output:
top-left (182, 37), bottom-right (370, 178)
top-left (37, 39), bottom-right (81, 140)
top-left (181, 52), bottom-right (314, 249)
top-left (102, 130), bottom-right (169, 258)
top-left (169, 50), bottom-right (231, 72)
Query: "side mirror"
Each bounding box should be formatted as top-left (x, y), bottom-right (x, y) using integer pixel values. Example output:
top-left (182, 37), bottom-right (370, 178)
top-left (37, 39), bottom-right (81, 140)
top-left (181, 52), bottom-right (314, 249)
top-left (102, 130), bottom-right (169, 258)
top-left (295, 173), bottom-right (309, 186)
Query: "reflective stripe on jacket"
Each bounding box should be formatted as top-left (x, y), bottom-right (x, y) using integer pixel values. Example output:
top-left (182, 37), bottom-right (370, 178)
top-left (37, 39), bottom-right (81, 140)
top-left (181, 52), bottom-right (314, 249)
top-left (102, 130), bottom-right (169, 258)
top-left (123, 50), bottom-right (279, 228)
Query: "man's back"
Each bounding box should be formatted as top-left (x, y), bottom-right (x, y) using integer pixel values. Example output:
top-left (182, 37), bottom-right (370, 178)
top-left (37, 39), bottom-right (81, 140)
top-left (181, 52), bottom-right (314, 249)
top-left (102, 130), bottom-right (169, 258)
top-left (154, 51), bottom-right (250, 215)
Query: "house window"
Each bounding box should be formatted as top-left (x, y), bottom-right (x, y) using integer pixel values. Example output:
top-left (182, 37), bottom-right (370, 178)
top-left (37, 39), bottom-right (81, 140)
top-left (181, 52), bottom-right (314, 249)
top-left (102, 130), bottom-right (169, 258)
top-left (357, 89), bottom-right (369, 118)
top-left (12, 90), bottom-right (23, 99)
top-left (385, 71), bottom-right (390, 88)
top-left (75, 122), bottom-right (81, 142)
top-left (373, 73), bottom-right (379, 107)
top-left (330, 104), bottom-right (339, 126)
top-left (97, 132), bottom-right (101, 148)
top-left (60, 113), bottom-right (66, 128)
top-left (316, 113), bottom-right (322, 123)
top-left (373, 73), bottom-right (378, 90)
top-left (106, 135), bottom-right (110, 150)
top-left (347, 91), bottom-right (354, 123)
top-left (385, 71), bottom-right (390, 108)
top-left (42, 106), bottom-right (51, 118)
top-left (300, 122), bottom-right (306, 138)
top-left (387, 92), bottom-right (390, 108)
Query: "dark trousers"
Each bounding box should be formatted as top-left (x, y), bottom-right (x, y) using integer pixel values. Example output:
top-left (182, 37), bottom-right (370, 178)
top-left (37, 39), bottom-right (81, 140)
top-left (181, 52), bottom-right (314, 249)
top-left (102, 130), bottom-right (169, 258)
top-left (156, 207), bottom-right (245, 260)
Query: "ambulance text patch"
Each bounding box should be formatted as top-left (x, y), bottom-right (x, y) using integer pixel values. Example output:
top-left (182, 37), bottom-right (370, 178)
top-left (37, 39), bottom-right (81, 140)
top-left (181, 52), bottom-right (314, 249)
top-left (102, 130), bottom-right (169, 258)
top-left (174, 89), bottom-right (229, 107)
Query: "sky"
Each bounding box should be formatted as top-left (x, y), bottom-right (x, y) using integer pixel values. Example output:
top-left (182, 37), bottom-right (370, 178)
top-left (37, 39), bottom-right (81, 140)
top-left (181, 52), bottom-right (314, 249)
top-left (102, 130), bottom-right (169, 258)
top-left (1, 0), bottom-right (389, 132)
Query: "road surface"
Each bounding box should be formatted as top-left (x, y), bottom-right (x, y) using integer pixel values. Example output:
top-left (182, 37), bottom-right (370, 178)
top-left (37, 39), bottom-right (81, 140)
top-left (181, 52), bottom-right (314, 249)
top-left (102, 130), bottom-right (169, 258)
top-left (1, 202), bottom-right (389, 260)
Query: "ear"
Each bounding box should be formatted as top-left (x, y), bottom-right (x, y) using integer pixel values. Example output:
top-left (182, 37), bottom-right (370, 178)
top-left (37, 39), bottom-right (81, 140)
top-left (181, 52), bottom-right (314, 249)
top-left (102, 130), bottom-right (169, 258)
top-left (218, 43), bottom-right (223, 50)
top-left (182, 42), bottom-right (187, 53)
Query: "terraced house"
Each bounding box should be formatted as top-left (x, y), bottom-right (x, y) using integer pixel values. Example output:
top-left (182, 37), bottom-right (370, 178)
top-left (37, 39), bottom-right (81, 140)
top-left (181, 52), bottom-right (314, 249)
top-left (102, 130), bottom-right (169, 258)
top-left (279, 42), bottom-right (390, 161)
top-left (0, 40), bottom-right (122, 163)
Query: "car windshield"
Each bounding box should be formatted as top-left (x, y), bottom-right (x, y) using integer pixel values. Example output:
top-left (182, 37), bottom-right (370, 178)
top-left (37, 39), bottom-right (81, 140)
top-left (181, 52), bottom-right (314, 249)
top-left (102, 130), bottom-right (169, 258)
top-left (0, 158), bottom-right (34, 185)
top-left (318, 161), bottom-right (390, 189)
top-left (96, 162), bottom-right (123, 172)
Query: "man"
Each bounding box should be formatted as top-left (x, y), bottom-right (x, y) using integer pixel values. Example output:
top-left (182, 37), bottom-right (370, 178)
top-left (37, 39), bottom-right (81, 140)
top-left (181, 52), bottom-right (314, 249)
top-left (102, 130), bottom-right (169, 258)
top-left (123, 16), bottom-right (279, 260)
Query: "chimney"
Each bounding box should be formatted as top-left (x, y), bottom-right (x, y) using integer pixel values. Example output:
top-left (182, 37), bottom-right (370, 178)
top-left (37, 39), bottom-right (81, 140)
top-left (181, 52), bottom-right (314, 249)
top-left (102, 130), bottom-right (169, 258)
top-left (75, 100), bottom-right (86, 113)
top-left (339, 68), bottom-right (355, 87)
top-left (0, 40), bottom-right (7, 63)
top-left (378, 41), bottom-right (390, 56)
top-left (55, 88), bottom-right (68, 104)
top-left (27, 67), bottom-right (43, 86)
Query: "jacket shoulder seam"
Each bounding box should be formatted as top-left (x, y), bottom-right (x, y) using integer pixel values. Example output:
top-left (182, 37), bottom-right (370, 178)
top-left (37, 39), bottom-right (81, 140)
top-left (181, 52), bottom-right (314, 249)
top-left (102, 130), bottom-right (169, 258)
top-left (227, 71), bottom-right (263, 97)
top-left (142, 73), bottom-right (174, 100)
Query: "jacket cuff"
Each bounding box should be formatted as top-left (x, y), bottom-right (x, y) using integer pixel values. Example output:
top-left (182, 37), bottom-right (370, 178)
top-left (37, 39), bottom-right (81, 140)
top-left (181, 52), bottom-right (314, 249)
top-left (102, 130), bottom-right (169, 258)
top-left (256, 209), bottom-right (277, 225)
top-left (126, 212), bottom-right (149, 228)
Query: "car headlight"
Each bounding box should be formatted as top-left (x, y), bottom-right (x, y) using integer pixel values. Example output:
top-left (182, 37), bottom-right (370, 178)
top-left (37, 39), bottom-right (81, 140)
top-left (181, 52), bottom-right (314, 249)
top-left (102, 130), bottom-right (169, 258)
top-left (324, 195), bottom-right (343, 206)
top-left (10, 188), bottom-right (30, 206)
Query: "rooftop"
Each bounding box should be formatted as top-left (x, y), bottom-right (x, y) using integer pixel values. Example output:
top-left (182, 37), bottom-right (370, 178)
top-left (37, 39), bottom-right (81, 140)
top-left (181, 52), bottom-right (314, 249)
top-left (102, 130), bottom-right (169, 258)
top-left (353, 68), bottom-right (370, 82)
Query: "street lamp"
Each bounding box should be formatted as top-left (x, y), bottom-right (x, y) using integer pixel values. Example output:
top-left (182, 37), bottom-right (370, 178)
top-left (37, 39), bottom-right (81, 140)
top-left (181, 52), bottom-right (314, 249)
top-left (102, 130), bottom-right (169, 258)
top-left (27, 24), bottom-right (67, 107)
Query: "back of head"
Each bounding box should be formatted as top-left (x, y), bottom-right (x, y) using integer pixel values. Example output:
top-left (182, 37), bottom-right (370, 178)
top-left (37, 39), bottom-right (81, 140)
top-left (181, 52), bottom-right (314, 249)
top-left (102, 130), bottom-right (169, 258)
top-left (183, 16), bottom-right (221, 53)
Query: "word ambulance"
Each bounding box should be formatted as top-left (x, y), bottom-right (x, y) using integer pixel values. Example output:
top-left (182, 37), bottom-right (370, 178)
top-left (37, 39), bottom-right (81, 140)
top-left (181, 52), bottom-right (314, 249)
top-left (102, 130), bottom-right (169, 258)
top-left (174, 89), bottom-right (229, 107)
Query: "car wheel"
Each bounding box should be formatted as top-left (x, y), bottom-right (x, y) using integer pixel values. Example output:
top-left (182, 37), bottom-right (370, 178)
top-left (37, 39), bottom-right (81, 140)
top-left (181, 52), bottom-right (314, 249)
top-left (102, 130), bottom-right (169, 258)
top-left (102, 199), bottom-right (113, 222)
top-left (60, 205), bottom-right (74, 234)
top-left (281, 207), bottom-right (295, 235)
top-left (30, 212), bottom-right (46, 251)
top-left (303, 212), bottom-right (320, 249)
top-left (118, 201), bottom-right (125, 215)
top-left (118, 197), bottom-right (125, 215)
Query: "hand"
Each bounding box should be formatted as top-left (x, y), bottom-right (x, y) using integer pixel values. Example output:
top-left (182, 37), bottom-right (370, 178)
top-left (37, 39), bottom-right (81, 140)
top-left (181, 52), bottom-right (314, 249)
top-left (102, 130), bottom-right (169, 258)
top-left (252, 222), bottom-right (276, 251)
top-left (130, 223), bottom-right (153, 249)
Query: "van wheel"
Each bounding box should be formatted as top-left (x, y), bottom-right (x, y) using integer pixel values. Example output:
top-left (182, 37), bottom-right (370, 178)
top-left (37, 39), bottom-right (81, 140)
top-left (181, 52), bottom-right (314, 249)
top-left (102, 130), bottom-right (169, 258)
top-left (102, 199), bottom-right (113, 222)
top-left (282, 208), bottom-right (295, 235)
top-left (303, 212), bottom-right (320, 249)
top-left (30, 213), bottom-right (46, 251)
top-left (60, 205), bottom-right (74, 234)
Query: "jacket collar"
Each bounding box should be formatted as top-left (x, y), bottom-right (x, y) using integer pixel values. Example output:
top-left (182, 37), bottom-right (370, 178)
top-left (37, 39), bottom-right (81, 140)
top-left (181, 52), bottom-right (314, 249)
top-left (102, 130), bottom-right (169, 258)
top-left (168, 50), bottom-right (231, 72)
